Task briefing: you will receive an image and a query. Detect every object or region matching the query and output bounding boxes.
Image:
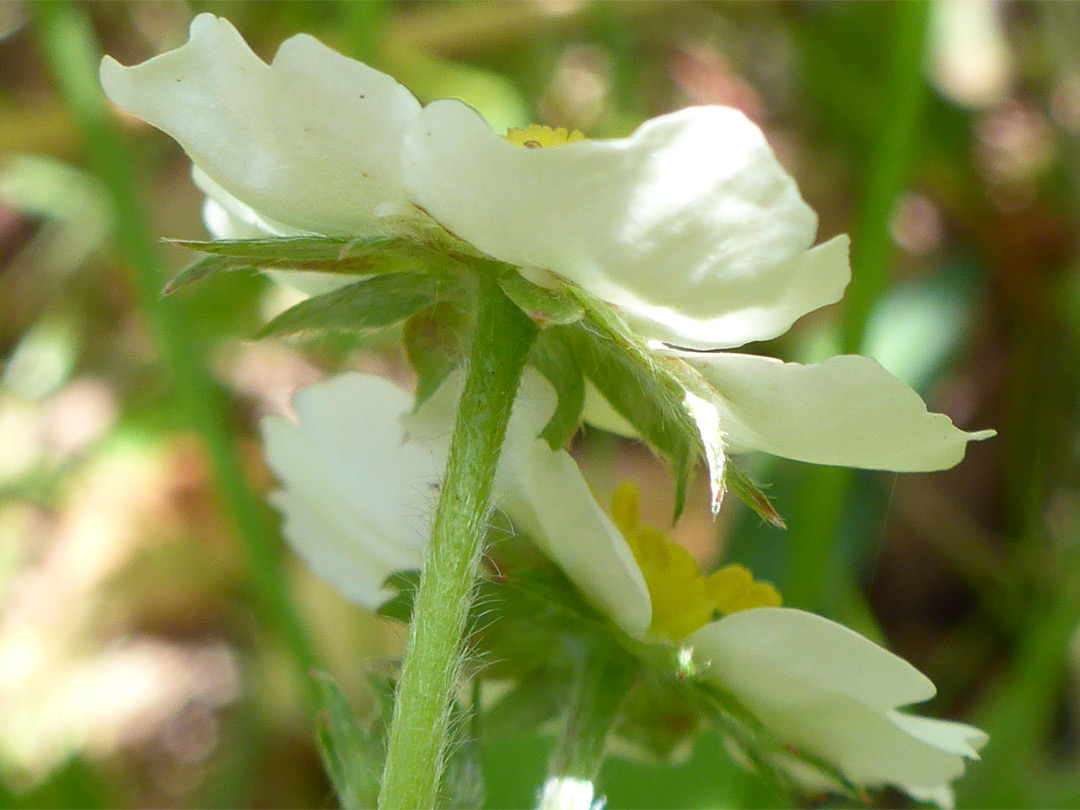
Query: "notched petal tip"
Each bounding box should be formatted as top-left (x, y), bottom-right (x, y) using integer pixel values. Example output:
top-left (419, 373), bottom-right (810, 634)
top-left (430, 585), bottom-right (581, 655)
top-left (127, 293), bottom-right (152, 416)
top-left (678, 352), bottom-right (993, 472)
top-left (687, 608), bottom-right (983, 796)
top-left (100, 13), bottom-right (422, 237)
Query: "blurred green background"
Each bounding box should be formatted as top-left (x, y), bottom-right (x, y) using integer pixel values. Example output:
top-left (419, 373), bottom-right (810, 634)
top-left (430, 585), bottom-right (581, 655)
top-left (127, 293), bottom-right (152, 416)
top-left (1, 1), bottom-right (1079, 807)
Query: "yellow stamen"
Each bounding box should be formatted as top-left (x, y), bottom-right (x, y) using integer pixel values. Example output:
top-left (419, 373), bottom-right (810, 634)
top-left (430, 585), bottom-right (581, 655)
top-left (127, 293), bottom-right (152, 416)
top-left (504, 124), bottom-right (586, 149)
top-left (611, 482), bottom-right (781, 642)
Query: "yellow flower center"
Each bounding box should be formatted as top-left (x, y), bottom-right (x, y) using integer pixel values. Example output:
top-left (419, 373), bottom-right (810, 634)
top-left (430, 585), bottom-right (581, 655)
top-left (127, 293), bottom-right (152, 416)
top-left (611, 482), bottom-right (782, 642)
top-left (504, 124), bottom-right (586, 149)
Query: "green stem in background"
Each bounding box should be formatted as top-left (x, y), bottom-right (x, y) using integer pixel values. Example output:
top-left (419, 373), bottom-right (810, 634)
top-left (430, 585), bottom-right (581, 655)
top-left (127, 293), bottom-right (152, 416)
top-left (785, 0), bottom-right (930, 611)
top-left (33, 2), bottom-right (321, 708)
top-left (840, 0), bottom-right (932, 356)
top-left (379, 276), bottom-right (536, 810)
top-left (546, 641), bottom-right (637, 786)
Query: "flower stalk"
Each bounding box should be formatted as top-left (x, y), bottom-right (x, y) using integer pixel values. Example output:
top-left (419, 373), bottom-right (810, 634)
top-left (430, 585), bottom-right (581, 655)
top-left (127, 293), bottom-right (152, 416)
top-left (547, 640), bottom-right (638, 786)
top-left (379, 273), bottom-right (536, 809)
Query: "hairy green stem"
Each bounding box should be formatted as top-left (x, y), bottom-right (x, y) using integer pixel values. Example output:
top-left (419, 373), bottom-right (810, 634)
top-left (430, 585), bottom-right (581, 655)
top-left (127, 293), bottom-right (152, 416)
top-left (547, 641), bottom-right (637, 783)
top-left (32, 2), bottom-right (322, 708)
top-left (379, 276), bottom-right (536, 809)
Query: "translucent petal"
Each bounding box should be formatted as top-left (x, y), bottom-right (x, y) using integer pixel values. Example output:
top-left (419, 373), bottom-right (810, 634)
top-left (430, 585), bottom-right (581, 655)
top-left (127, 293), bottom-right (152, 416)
top-left (678, 352), bottom-right (994, 471)
top-left (101, 13), bottom-right (421, 235)
top-left (195, 167), bottom-right (298, 238)
top-left (403, 101), bottom-right (847, 348)
top-left (260, 374), bottom-right (439, 608)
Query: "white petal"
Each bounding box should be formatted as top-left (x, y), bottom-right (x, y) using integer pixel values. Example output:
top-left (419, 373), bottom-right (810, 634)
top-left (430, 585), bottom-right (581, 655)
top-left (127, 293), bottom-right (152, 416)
top-left (581, 381), bottom-right (639, 439)
top-left (498, 374), bottom-right (651, 637)
top-left (101, 13), bottom-right (421, 235)
top-left (678, 352), bottom-right (994, 471)
top-left (620, 235), bottom-right (850, 349)
top-left (194, 167), bottom-right (298, 238)
top-left (687, 608), bottom-right (984, 791)
top-left (266, 488), bottom-right (404, 608)
top-left (260, 374), bottom-right (440, 608)
top-left (202, 197), bottom-right (266, 240)
top-left (904, 783), bottom-right (957, 810)
top-left (538, 777), bottom-right (596, 810)
top-left (403, 102), bottom-right (845, 349)
top-left (406, 369), bottom-right (652, 636)
top-left (888, 712), bottom-right (988, 761)
top-left (497, 437), bottom-right (652, 637)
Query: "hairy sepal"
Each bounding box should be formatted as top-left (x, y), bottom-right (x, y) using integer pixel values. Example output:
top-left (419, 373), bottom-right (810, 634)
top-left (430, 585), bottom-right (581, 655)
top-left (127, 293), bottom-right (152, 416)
top-left (257, 271), bottom-right (470, 338)
top-left (404, 299), bottom-right (476, 408)
top-left (312, 671), bottom-right (387, 810)
top-left (527, 331), bottom-right (585, 450)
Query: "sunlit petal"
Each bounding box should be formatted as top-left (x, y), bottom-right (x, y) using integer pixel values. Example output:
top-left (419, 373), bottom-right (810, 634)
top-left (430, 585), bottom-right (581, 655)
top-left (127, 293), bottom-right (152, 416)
top-left (403, 101), bottom-right (846, 349)
top-left (261, 374), bottom-right (439, 607)
top-left (687, 608), bottom-right (985, 794)
top-left (101, 13), bottom-right (421, 235)
top-left (677, 352), bottom-right (994, 470)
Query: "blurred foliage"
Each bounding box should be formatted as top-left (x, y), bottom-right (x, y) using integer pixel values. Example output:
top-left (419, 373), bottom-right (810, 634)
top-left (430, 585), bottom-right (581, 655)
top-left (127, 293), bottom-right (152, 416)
top-left (2, 1), bottom-right (1080, 807)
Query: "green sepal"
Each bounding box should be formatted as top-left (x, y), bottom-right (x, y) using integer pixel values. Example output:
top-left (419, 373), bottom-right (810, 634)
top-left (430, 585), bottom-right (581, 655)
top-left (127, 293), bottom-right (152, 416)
top-left (527, 331), bottom-right (585, 449)
top-left (667, 359), bottom-right (785, 524)
top-left (162, 254), bottom-right (257, 295)
top-left (169, 235), bottom-right (382, 261)
top-left (616, 673), bottom-right (701, 763)
top-left (556, 300), bottom-right (697, 519)
top-left (312, 671), bottom-right (384, 810)
top-left (723, 461), bottom-right (786, 529)
top-left (404, 299), bottom-right (475, 408)
top-left (498, 269), bottom-right (585, 327)
top-left (163, 232), bottom-right (471, 294)
top-left (377, 570), bottom-right (421, 624)
top-left (257, 272), bottom-right (468, 339)
top-left (558, 288), bottom-right (786, 526)
top-left (168, 230), bottom-right (473, 263)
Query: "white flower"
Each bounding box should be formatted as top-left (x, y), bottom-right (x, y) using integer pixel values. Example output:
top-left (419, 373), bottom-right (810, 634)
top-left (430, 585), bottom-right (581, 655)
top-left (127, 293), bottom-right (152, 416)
top-left (99, 14), bottom-right (844, 351)
top-left (261, 370), bottom-right (985, 805)
top-left (100, 14), bottom-right (991, 473)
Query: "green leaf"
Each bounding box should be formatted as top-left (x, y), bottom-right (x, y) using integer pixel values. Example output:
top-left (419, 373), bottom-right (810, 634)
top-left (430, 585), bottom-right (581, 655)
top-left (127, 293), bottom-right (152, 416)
top-left (404, 299), bottom-right (475, 408)
top-left (312, 672), bottom-right (383, 810)
top-left (527, 331), bottom-right (585, 449)
top-left (498, 269), bottom-right (585, 327)
top-left (257, 272), bottom-right (467, 338)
